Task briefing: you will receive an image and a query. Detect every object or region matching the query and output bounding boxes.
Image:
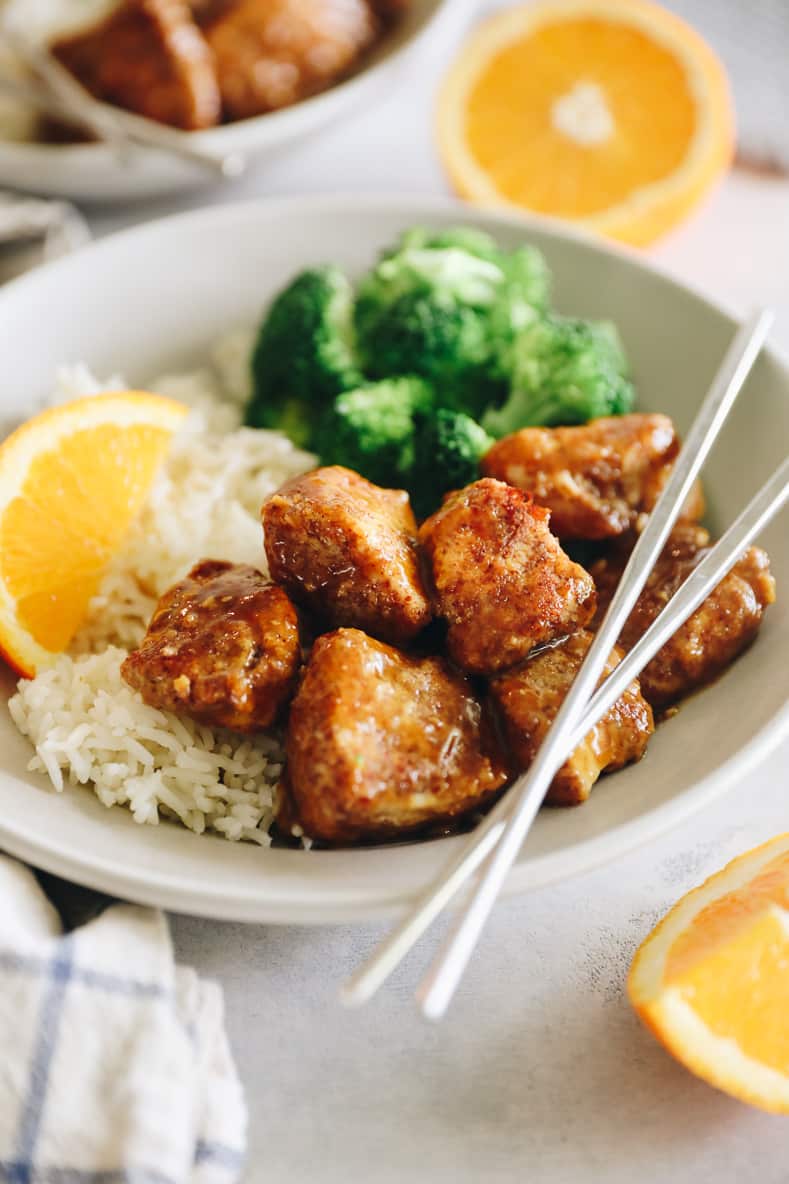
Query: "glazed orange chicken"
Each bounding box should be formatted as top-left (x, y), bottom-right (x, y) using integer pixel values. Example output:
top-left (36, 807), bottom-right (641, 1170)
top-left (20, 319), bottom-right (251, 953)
top-left (50, 0), bottom-right (398, 131)
top-left (489, 631), bottom-right (654, 806)
top-left (53, 0), bottom-right (222, 130)
top-left (482, 414), bottom-right (705, 540)
top-left (262, 465), bottom-right (431, 645)
top-left (202, 0), bottom-right (379, 120)
top-left (122, 412), bottom-right (775, 846)
top-left (122, 560), bottom-right (301, 731)
top-left (419, 478), bottom-right (596, 675)
top-left (285, 629), bottom-right (509, 844)
top-left (591, 524), bottom-right (776, 707)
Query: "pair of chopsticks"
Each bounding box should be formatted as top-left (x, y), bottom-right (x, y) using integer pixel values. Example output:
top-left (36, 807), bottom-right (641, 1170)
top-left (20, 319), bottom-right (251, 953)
top-left (0, 29), bottom-right (246, 180)
top-left (344, 308), bottom-right (789, 1019)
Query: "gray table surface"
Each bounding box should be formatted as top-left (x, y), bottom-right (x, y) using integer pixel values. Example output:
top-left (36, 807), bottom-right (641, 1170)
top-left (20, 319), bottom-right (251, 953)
top-left (81, 13), bottom-right (789, 1179)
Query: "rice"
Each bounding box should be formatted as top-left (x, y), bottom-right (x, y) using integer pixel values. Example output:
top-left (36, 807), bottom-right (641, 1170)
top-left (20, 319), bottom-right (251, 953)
top-left (8, 329), bottom-right (316, 844)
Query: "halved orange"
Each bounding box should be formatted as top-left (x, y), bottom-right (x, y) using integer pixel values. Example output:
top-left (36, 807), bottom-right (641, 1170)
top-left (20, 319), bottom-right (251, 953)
top-left (628, 834), bottom-right (789, 1113)
top-left (437, 0), bottom-right (734, 245)
top-left (0, 392), bottom-right (187, 676)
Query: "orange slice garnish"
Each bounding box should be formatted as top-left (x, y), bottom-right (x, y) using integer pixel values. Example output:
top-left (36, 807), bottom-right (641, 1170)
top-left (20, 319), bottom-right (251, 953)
top-left (0, 391), bottom-right (187, 676)
top-left (628, 834), bottom-right (789, 1113)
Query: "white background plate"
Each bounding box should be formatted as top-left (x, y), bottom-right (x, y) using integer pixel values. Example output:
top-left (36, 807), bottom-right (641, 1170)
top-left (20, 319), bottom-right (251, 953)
top-left (0, 0), bottom-right (455, 202)
top-left (0, 195), bottom-right (786, 922)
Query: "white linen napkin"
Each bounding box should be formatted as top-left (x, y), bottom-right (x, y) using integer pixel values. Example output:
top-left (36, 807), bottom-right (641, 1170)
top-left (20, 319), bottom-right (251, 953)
top-left (0, 856), bottom-right (246, 1184)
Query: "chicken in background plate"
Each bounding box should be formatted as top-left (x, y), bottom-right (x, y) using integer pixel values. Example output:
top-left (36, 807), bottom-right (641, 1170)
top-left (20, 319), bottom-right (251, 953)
top-left (42, 0), bottom-right (403, 134)
top-left (52, 0), bottom-right (222, 130)
top-left (201, 0), bottom-right (379, 121)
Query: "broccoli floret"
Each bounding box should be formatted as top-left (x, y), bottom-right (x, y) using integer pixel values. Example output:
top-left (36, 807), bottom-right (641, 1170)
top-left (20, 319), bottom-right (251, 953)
top-left (355, 229), bottom-right (550, 416)
top-left (356, 289), bottom-right (501, 418)
top-left (393, 226), bottom-right (504, 262)
top-left (316, 376), bottom-right (435, 488)
top-left (482, 315), bottom-right (635, 436)
top-left (246, 265), bottom-right (363, 447)
top-left (393, 228), bottom-right (550, 322)
top-left (356, 247), bottom-right (504, 328)
top-left (410, 410), bottom-right (495, 518)
top-left (492, 245), bottom-right (551, 339)
top-left (355, 238), bottom-right (501, 417)
top-left (487, 246), bottom-right (552, 381)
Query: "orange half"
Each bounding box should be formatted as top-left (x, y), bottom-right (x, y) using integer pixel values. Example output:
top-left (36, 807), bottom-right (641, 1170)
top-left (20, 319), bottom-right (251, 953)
top-left (0, 391), bottom-right (187, 676)
top-left (437, 0), bottom-right (734, 245)
top-left (628, 834), bottom-right (789, 1113)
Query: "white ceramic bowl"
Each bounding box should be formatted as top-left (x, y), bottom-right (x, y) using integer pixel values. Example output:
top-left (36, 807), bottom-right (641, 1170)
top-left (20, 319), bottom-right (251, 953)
top-left (0, 0), bottom-right (454, 202)
top-left (0, 194), bottom-right (787, 923)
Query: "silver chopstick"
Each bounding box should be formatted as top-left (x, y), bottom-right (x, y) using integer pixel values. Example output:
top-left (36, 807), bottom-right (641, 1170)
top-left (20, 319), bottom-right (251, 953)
top-left (343, 452), bottom-right (788, 1008)
top-left (416, 307), bottom-right (774, 1020)
top-left (342, 307), bottom-right (773, 1012)
top-left (564, 458), bottom-right (788, 756)
top-left (2, 37), bottom-right (246, 179)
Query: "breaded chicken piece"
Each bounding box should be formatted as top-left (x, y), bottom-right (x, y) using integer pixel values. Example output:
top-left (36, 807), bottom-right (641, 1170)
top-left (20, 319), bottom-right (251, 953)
top-left (52, 0), bottom-right (221, 130)
top-left (121, 560), bottom-right (301, 731)
top-left (591, 525), bottom-right (776, 708)
top-left (418, 478), bottom-right (596, 675)
top-left (482, 414), bottom-right (705, 540)
top-left (201, 0), bottom-right (378, 120)
top-left (490, 630), bottom-right (653, 806)
top-left (285, 628), bottom-right (509, 843)
top-left (262, 466), bottom-right (431, 645)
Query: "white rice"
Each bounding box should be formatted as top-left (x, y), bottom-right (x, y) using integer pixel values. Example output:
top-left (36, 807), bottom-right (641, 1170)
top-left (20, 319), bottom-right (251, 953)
top-left (8, 329), bottom-right (316, 845)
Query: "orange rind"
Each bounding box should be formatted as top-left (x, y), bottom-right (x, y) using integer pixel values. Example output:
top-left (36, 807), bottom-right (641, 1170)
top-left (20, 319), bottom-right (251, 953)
top-left (628, 834), bottom-right (789, 1113)
top-left (0, 392), bottom-right (186, 675)
top-left (437, 0), bottom-right (734, 245)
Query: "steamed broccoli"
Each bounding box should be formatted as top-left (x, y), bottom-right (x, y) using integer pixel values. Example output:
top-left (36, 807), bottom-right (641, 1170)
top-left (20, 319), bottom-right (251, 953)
top-left (392, 226), bottom-right (506, 262)
top-left (490, 245), bottom-right (551, 353)
top-left (354, 229), bottom-right (550, 416)
top-left (356, 246), bottom-right (504, 327)
top-left (482, 315), bottom-right (635, 436)
top-left (392, 227), bottom-right (550, 331)
top-left (246, 265), bottom-right (363, 447)
top-left (354, 234), bottom-right (508, 417)
top-left (316, 376), bottom-right (435, 488)
top-left (410, 409), bottom-right (495, 518)
top-left (356, 289), bottom-right (501, 418)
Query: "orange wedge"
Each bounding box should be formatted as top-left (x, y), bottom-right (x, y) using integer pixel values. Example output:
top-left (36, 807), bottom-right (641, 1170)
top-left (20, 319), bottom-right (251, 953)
top-left (628, 834), bottom-right (789, 1113)
top-left (437, 0), bottom-right (734, 245)
top-left (0, 392), bottom-right (187, 676)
